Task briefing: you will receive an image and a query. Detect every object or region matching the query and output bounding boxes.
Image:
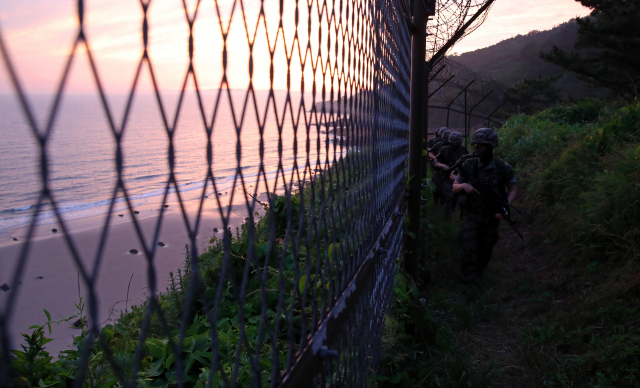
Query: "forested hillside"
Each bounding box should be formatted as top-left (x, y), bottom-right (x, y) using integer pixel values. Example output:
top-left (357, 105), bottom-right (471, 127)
top-left (451, 20), bottom-right (610, 101)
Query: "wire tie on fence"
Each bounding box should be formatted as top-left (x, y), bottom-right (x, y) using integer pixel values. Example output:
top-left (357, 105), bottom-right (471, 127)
top-left (317, 346), bottom-right (339, 359)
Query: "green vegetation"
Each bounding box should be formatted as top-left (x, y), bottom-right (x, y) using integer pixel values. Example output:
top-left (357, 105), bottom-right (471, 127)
top-left (9, 98), bottom-right (640, 387)
top-left (376, 99), bottom-right (640, 387)
top-left (505, 75), bottom-right (561, 115)
top-left (541, 1), bottom-right (640, 100)
top-left (374, 202), bottom-right (505, 387)
top-left (452, 21), bottom-right (610, 103)
top-left (9, 204), bottom-right (303, 387)
top-left (500, 98), bottom-right (640, 255)
top-left (498, 99), bottom-right (640, 386)
top-left (6, 155), bottom-right (375, 387)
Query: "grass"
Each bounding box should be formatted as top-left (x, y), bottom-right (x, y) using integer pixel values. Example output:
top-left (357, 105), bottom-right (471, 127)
top-left (374, 197), bottom-right (505, 387)
top-left (376, 98), bottom-right (640, 387)
top-left (497, 99), bottom-right (640, 387)
top-left (8, 98), bottom-right (640, 387)
top-left (5, 152), bottom-right (379, 388)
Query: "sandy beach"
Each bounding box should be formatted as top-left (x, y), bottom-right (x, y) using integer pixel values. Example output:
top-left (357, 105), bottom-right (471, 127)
top-left (0, 186), bottom-right (272, 355)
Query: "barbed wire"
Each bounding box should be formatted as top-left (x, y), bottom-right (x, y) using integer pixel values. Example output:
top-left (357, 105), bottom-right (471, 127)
top-left (428, 57), bottom-right (512, 128)
top-left (427, 0), bottom-right (495, 60)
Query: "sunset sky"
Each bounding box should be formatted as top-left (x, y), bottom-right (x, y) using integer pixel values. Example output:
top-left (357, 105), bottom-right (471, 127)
top-left (453, 0), bottom-right (590, 54)
top-left (0, 0), bottom-right (591, 94)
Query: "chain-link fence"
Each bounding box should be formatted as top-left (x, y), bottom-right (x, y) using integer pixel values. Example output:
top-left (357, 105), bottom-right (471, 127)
top-left (0, 0), bottom-right (410, 386)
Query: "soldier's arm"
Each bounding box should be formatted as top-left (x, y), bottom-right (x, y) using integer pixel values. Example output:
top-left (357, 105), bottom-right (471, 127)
top-left (496, 170), bottom-right (518, 219)
top-left (434, 160), bottom-right (450, 170)
top-left (507, 184), bottom-right (517, 205)
top-left (504, 163), bottom-right (518, 205)
top-left (435, 150), bottom-right (451, 170)
top-left (494, 184), bottom-right (517, 220)
top-left (453, 175), bottom-right (479, 194)
top-left (453, 181), bottom-right (479, 194)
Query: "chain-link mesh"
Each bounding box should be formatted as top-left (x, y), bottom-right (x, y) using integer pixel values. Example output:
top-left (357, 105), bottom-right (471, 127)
top-left (0, 0), bottom-right (410, 386)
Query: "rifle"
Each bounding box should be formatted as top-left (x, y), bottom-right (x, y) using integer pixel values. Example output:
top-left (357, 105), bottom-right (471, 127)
top-left (449, 153), bottom-right (475, 173)
top-left (454, 157), bottom-right (525, 239)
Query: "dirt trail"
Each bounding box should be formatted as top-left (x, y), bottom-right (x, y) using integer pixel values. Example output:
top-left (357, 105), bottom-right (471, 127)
top-left (461, 217), bottom-right (554, 387)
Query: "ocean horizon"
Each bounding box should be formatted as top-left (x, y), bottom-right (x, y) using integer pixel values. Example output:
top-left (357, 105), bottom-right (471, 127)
top-left (0, 89), bottom-right (344, 236)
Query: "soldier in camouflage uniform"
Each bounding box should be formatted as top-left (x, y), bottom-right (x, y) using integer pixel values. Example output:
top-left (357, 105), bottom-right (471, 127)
top-left (429, 128), bottom-right (449, 159)
top-left (427, 127), bottom-right (443, 151)
top-left (430, 129), bottom-right (451, 205)
top-left (435, 132), bottom-right (469, 218)
top-left (453, 128), bottom-right (517, 282)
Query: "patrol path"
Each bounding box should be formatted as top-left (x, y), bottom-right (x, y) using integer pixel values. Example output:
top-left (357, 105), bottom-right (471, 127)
top-left (445, 209), bottom-right (568, 386)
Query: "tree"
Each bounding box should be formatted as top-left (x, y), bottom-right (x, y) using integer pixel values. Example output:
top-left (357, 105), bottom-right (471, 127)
top-left (540, 1), bottom-right (640, 100)
top-left (505, 75), bottom-right (561, 115)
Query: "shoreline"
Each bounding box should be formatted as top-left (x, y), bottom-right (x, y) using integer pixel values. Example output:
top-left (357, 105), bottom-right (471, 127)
top-left (0, 186), bottom-right (272, 355)
top-left (0, 169), bottom-right (294, 241)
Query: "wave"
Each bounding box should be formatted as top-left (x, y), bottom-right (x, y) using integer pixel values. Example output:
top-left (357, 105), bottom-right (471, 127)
top-left (1, 204), bottom-right (39, 213)
top-left (0, 161), bottom-right (320, 233)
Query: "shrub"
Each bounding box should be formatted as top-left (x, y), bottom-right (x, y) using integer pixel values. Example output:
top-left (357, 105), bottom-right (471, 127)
top-left (498, 101), bottom-right (640, 259)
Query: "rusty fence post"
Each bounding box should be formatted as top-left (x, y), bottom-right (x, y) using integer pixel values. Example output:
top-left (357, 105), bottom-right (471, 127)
top-left (405, 0), bottom-right (432, 276)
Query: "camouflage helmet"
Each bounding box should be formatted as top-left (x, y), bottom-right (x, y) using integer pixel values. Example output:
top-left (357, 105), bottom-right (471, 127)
top-left (439, 126), bottom-right (449, 135)
top-left (434, 127), bottom-right (443, 137)
top-left (471, 128), bottom-right (499, 148)
top-left (448, 131), bottom-right (463, 145)
top-left (441, 129), bottom-right (452, 142)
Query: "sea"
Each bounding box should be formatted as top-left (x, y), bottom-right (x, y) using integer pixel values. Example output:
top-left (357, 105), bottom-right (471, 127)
top-left (0, 90), bottom-right (337, 235)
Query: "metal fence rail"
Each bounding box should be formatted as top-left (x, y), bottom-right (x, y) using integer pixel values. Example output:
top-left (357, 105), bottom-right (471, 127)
top-left (428, 57), bottom-right (511, 135)
top-left (0, 0), bottom-right (410, 387)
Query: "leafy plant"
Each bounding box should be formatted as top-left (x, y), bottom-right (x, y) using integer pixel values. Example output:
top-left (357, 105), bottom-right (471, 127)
top-left (8, 152), bottom-right (380, 387)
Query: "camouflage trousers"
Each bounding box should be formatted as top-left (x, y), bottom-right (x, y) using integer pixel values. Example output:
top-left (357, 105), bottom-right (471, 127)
top-left (460, 213), bottom-right (500, 281)
top-left (442, 177), bottom-right (458, 217)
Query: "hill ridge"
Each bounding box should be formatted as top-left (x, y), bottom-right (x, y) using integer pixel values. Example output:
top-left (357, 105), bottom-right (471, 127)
top-left (451, 20), bottom-right (610, 101)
